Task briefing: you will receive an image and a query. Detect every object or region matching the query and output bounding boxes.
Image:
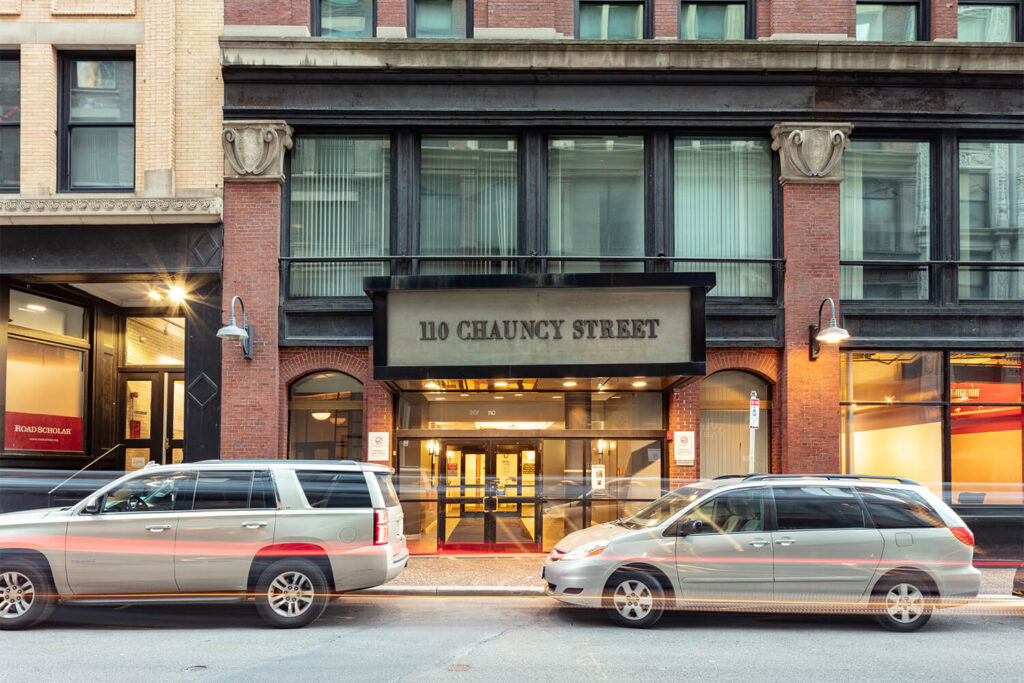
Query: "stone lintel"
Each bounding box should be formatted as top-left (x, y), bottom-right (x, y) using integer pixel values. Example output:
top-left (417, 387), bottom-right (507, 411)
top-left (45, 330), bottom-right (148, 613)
top-left (0, 196), bottom-right (222, 225)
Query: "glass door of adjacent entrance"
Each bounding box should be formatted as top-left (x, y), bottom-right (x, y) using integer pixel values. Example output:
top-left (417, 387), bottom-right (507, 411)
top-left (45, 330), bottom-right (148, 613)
top-left (439, 440), bottom-right (541, 552)
top-left (120, 371), bottom-right (185, 470)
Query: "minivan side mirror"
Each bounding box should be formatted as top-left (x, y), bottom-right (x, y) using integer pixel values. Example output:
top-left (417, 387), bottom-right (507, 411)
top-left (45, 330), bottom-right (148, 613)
top-left (81, 497), bottom-right (101, 514)
top-left (677, 519), bottom-right (705, 537)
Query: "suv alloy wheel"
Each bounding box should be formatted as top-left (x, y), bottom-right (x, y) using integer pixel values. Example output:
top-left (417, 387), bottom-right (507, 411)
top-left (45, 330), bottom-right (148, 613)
top-left (0, 559), bottom-right (56, 630)
top-left (254, 559), bottom-right (330, 628)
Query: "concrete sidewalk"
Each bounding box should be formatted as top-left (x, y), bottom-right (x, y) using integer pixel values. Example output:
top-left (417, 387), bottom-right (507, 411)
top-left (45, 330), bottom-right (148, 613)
top-left (356, 555), bottom-right (1018, 598)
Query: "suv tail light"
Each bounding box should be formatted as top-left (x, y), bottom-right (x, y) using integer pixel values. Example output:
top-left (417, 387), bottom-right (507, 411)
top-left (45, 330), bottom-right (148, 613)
top-left (950, 527), bottom-right (974, 547)
top-left (374, 508), bottom-right (389, 545)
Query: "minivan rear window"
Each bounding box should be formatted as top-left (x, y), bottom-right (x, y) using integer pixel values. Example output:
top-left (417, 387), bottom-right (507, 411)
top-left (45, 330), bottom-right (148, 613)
top-left (859, 488), bottom-right (944, 529)
top-left (296, 471), bottom-right (372, 508)
top-left (773, 486), bottom-right (866, 530)
top-left (375, 473), bottom-right (399, 507)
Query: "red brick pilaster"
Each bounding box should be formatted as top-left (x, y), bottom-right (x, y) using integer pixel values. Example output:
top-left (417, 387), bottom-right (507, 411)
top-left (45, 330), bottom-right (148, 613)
top-left (932, 0), bottom-right (959, 40)
top-left (763, 0), bottom-right (855, 37)
top-left (225, 0), bottom-right (311, 27)
top-left (653, 0), bottom-right (679, 38)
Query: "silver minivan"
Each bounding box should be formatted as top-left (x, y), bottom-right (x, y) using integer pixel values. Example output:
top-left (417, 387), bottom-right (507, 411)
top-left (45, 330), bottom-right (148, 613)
top-left (0, 460), bottom-right (408, 629)
top-left (543, 474), bottom-right (981, 631)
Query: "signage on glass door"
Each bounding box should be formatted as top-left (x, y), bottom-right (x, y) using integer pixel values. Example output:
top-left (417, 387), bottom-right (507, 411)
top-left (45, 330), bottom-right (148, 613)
top-left (365, 273), bottom-right (712, 380)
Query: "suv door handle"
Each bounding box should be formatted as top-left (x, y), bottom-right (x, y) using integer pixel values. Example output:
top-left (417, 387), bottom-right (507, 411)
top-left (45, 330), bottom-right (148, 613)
top-left (774, 537), bottom-right (796, 546)
top-left (145, 524), bottom-right (172, 532)
top-left (241, 521), bottom-right (268, 529)
top-left (748, 539), bottom-right (768, 548)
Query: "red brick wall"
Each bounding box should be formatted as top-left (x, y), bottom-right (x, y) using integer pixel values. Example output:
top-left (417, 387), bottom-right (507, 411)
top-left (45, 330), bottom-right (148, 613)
top-left (225, 0), bottom-right (311, 26)
top-left (653, 0), bottom-right (678, 38)
top-left (220, 182), bottom-right (283, 459)
top-left (779, 183), bottom-right (842, 474)
top-left (279, 347), bottom-right (394, 462)
top-left (668, 348), bottom-right (783, 487)
top-left (932, 0), bottom-right (959, 40)
top-left (763, 0), bottom-right (855, 37)
top-left (378, 0), bottom-right (407, 29)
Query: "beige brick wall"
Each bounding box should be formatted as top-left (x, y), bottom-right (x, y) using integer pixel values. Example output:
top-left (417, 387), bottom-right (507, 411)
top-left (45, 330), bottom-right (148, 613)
top-left (7, 0), bottom-right (223, 199)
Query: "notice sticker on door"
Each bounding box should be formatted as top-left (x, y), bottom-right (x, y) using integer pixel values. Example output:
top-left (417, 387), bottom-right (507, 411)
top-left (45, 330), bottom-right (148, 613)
top-left (368, 432), bottom-right (390, 461)
top-left (591, 464), bottom-right (606, 492)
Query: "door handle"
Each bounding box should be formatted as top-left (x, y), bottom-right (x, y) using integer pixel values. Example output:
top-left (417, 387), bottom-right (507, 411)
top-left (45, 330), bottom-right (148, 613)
top-left (748, 539), bottom-right (768, 548)
top-left (774, 537), bottom-right (796, 546)
top-left (145, 524), bottom-right (172, 532)
top-left (241, 521), bottom-right (268, 529)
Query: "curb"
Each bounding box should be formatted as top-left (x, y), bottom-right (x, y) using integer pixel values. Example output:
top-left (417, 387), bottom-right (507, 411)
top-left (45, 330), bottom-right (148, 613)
top-left (353, 585), bottom-right (546, 597)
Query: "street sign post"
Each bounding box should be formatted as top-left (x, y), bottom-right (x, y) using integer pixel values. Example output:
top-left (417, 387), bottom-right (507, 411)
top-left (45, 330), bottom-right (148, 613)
top-left (748, 392), bottom-right (760, 473)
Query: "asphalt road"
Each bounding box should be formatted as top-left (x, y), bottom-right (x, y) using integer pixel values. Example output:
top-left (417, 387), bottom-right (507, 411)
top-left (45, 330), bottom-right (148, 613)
top-left (7, 596), bottom-right (1024, 682)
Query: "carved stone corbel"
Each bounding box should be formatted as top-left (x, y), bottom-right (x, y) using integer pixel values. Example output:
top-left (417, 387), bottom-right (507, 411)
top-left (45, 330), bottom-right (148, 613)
top-left (223, 121), bottom-right (294, 183)
top-left (770, 123), bottom-right (853, 185)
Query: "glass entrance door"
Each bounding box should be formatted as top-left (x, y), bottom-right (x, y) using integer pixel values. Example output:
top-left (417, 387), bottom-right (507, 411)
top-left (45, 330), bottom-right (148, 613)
top-left (120, 371), bottom-right (185, 470)
top-left (439, 440), bottom-right (541, 552)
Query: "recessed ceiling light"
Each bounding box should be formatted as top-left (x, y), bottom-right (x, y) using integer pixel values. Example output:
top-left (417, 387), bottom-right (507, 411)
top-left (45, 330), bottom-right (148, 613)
top-left (425, 382), bottom-right (440, 390)
top-left (514, 393), bottom-right (523, 397)
top-left (168, 286), bottom-right (187, 305)
top-left (147, 290), bottom-right (163, 302)
top-left (494, 395), bottom-right (504, 400)
top-left (25, 303), bottom-right (47, 312)
top-left (435, 397), bottom-right (446, 401)
top-left (494, 381), bottom-right (508, 388)
top-left (460, 393), bottom-right (470, 397)
top-left (552, 395), bottom-right (562, 399)
top-left (562, 380), bottom-right (577, 387)
top-left (632, 381), bottom-right (648, 388)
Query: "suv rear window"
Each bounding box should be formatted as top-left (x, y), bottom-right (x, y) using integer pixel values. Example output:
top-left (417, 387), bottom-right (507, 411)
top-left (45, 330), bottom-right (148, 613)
top-left (859, 488), bottom-right (944, 529)
top-left (375, 473), bottom-right (399, 507)
top-left (296, 470), bottom-right (372, 508)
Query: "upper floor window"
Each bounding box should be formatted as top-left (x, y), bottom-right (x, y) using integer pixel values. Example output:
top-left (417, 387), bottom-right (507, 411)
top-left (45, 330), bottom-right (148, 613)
top-left (0, 53), bottom-right (19, 192)
top-left (855, 2), bottom-right (924, 41)
top-left (959, 140), bottom-right (1024, 300)
top-left (958, 2), bottom-right (1022, 42)
top-left (59, 55), bottom-right (135, 192)
top-left (578, 1), bottom-right (650, 39)
top-left (840, 140), bottom-right (931, 300)
top-left (411, 0), bottom-right (471, 38)
top-left (679, 1), bottom-right (751, 39)
top-left (315, 0), bottom-right (375, 37)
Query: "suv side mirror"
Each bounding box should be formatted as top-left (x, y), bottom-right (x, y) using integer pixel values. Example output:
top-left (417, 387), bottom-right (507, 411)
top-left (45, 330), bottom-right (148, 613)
top-left (677, 519), bottom-right (704, 537)
top-left (81, 497), bottom-right (101, 514)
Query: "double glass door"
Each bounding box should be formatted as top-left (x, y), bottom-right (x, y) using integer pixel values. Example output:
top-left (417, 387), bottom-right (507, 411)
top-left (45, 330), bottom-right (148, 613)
top-left (120, 371), bottom-right (184, 470)
top-left (439, 440), bottom-right (540, 552)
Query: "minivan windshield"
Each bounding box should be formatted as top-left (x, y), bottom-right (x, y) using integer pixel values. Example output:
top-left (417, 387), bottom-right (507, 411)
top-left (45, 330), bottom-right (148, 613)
top-left (618, 486), bottom-right (707, 529)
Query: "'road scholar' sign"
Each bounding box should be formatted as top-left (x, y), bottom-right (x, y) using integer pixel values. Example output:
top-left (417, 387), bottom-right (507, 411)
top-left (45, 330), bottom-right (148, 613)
top-left (365, 274), bottom-right (711, 380)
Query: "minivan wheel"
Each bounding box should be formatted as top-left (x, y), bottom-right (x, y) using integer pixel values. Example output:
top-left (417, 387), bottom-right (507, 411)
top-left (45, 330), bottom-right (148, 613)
top-left (605, 572), bottom-right (665, 628)
top-left (0, 560), bottom-right (56, 630)
top-left (872, 575), bottom-right (933, 632)
top-left (254, 559), bottom-right (330, 629)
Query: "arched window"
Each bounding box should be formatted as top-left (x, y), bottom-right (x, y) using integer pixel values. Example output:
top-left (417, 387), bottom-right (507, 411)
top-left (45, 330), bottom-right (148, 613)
top-left (699, 371), bottom-right (771, 478)
top-left (288, 371), bottom-right (363, 460)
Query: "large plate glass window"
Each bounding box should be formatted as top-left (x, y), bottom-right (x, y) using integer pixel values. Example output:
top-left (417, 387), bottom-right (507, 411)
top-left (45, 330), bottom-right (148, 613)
top-left (579, 1), bottom-right (647, 39)
top-left (679, 2), bottom-right (749, 39)
top-left (674, 137), bottom-right (772, 297)
top-left (840, 140), bottom-right (931, 300)
top-left (855, 2), bottom-right (921, 41)
top-left (288, 135), bottom-right (390, 297)
top-left (4, 338), bottom-right (86, 453)
top-left (60, 55), bottom-right (134, 191)
top-left (419, 136), bottom-right (517, 275)
top-left (548, 136), bottom-right (645, 273)
top-left (958, 2), bottom-right (1020, 42)
top-left (958, 140), bottom-right (1024, 300)
top-left (0, 53), bottom-right (19, 191)
top-left (412, 0), bottom-right (469, 38)
top-left (288, 371), bottom-right (364, 460)
top-left (318, 0), bottom-right (374, 37)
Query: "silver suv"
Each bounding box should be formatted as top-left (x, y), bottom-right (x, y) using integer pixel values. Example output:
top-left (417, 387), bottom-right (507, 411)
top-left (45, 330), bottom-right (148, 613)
top-left (543, 474), bottom-right (981, 632)
top-left (0, 460), bottom-right (408, 629)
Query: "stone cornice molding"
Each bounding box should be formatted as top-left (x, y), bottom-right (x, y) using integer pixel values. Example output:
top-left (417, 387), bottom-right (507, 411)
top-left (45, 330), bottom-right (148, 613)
top-left (0, 196), bottom-right (222, 225)
top-left (771, 123), bottom-right (853, 185)
top-left (222, 121), bottom-right (294, 183)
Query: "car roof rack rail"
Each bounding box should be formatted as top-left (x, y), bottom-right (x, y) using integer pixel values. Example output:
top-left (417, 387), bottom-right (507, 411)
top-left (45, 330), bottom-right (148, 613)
top-left (718, 473), bottom-right (921, 486)
top-left (194, 459), bottom-right (359, 466)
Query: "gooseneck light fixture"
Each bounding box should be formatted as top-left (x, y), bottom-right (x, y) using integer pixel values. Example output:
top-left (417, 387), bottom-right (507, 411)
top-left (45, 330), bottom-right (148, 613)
top-left (809, 297), bottom-right (850, 361)
top-left (217, 295), bottom-right (254, 360)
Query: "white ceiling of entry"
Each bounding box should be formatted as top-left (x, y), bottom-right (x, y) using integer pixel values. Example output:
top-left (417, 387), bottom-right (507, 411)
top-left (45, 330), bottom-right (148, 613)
top-left (71, 282), bottom-right (168, 308)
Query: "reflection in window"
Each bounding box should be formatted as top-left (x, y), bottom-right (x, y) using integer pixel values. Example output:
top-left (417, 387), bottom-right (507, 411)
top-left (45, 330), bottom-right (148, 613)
top-left (679, 2), bottom-right (746, 39)
top-left (102, 472), bottom-right (195, 513)
top-left (125, 317), bottom-right (185, 365)
top-left (8, 291), bottom-right (85, 338)
top-left (686, 489), bottom-right (765, 533)
top-left (419, 136), bottom-right (517, 275)
top-left (842, 405), bottom-right (943, 494)
top-left (773, 487), bottom-right (866, 529)
top-left (548, 136), bottom-right (645, 273)
top-left (415, 0), bottom-right (467, 38)
top-left (0, 54), bottom-right (19, 190)
top-left (674, 138), bottom-right (772, 296)
top-left (64, 58), bottom-right (135, 190)
top-left (320, 0), bottom-right (374, 37)
top-left (840, 352), bottom-right (943, 403)
top-left (855, 3), bottom-right (918, 41)
top-left (958, 141), bottom-right (1024, 300)
top-left (4, 338), bottom-right (85, 453)
top-left (289, 136), bottom-right (390, 297)
top-left (699, 371), bottom-right (771, 477)
top-left (840, 140), bottom-right (930, 300)
top-left (579, 2), bottom-right (645, 39)
top-left (958, 5), bottom-right (1016, 42)
top-left (288, 372), bottom-right (364, 460)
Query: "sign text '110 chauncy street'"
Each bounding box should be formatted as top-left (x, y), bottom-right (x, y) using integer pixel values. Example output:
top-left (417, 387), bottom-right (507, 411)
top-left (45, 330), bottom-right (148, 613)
top-left (418, 318), bottom-right (662, 342)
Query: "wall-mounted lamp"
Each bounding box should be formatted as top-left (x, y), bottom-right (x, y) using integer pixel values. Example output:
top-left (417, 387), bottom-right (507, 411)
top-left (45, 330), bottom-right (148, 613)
top-left (426, 440), bottom-right (440, 456)
top-left (597, 439), bottom-right (607, 455)
top-left (216, 295), bottom-right (254, 360)
top-left (809, 297), bottom-right (850, 361)
top-left (311, 411), bottom-right (332, 421)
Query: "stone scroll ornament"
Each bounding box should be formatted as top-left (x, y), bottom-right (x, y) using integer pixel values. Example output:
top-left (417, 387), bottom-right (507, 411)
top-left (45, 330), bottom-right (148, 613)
top-left (771, 123), bottom-right (853, 185)
top-left (222, 122), bottom-right (294, 182)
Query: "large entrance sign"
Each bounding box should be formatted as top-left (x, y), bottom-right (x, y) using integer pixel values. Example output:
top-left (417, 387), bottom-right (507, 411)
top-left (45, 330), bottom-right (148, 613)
top-left (365, 273), bottom-right (713, 380)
